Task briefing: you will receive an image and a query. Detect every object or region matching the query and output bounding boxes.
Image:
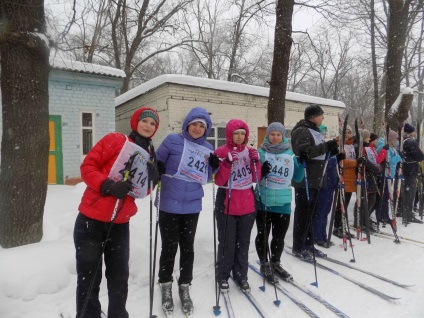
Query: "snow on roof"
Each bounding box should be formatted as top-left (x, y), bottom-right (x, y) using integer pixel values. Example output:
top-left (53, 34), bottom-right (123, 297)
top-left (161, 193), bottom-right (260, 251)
top-left (115, 74), bottom-right (345, 108)
top-left (50, 58), bottom-right (126, 78)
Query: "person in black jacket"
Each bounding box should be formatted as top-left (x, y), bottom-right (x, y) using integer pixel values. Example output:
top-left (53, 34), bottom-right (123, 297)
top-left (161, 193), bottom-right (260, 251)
top-left (290, 104), bottom-right (339, 261)
top-left (402, 123), bottom-right (424, 224)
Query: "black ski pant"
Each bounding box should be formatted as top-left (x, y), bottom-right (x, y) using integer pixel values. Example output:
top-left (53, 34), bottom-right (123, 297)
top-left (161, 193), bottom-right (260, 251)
top-left (158, 211), bottom-right (200, 285)
top-left (334, 192), bottom-right (352, 229)
top-left (403, 175), bottom-right (417, 219)
top-left (292, 187), bottom-right (319, 253)
top-left (215, 188), bottom-right (256, 283)
top-left (74, 213), bottom-right (130, 318)
top-left (255, 210), bottom-right (290, 264)
top-left (313, 183), bottom-right (336, 242)
top-left (375, 175), bottom-right (390, 222)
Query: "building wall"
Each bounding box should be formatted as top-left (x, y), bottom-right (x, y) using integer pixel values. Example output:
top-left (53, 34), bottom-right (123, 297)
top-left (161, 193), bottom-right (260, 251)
top-left (47, 71), bottom-right (121, 183)
top-left (116, 82), bottom-right (343, 147)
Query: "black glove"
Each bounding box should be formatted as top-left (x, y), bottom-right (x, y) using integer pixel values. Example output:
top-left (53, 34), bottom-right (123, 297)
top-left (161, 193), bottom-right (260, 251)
top-left (208, 153), bottom-right (220, 170)
top-left (357, 156), bottom-right (366, 165)
top-left (298, 152), bottom-right (308, 165)
top-left (336, 153), bottom-right (345, 162)
top-left (261, 161), bottom-right (271, 176)
top-left (157, 161), bottom-right (166, 176)
top-left (147, 161), bottom-right (159, 185)
top-left (101, 178), bottom-right (133, 199)
top-left (382, 144), bottom-right (390, 150)
top-left (325, 140), bottom-right (339, 154)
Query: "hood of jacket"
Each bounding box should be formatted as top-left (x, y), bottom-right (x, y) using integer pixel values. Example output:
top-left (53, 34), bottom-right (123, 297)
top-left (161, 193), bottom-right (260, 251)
top-left (182, 107), bottom-right (213, 144)
top-left (225, 119), bottom-right (250, 151)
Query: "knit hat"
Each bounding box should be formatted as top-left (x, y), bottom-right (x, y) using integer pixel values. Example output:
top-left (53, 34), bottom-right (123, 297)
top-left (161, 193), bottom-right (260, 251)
top-left (404, 123), bottom-right (416, 134)
top-left (266, 122), bottom-right (286, 138)
top-left (304, 104), bottom-right (324, 119)
top-left (370, 133), bottom-right (379, 142)
top-left (346, 125), bottom-right (352, 133)
top-left (388, 129), bottom-right (398, 141)
top-left (363, 129), bottom-right (370, 139)
top-left (187, 118), bottom-right (207, 128)
top-left (130, 107), bottom-right (160, 137)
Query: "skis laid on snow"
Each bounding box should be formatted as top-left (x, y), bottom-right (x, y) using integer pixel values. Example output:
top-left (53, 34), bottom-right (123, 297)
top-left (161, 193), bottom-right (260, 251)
top-left (319, 256), bottom-right (414, 288)
top-left (221, 290), bottom-right (236, 318)
top-left (372, 229), bottom-right (424, 245)
top-left (250, 261), bottom-right (350, 318)
top-left (286, 250), bottom-right (401, 301)
top-left (228, 277), bottom-right (268, 318)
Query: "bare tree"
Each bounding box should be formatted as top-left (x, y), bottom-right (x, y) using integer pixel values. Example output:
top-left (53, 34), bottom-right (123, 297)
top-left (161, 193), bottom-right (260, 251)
top-left (267, 0), bottom-right (294, 124)
top-left (0, 0), bottom-right (50, 247)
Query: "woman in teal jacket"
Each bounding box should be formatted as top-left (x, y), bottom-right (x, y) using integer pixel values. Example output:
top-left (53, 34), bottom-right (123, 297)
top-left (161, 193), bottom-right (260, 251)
top-left (254, 122), bottom-right (303, 283)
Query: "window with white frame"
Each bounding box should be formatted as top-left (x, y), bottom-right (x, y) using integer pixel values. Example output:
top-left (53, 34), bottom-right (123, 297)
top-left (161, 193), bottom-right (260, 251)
top-left (207, 127), bottom-right (226, 149)
top-left (81, 112), bottom-right (94, 156)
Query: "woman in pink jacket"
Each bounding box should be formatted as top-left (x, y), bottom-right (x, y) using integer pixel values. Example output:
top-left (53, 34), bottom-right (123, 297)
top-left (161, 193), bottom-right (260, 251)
top-left (214, 119), bottom-right (261, 291)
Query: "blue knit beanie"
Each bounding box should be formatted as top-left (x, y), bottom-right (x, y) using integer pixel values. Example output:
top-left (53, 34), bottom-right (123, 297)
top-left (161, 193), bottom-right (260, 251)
top-left (266, 122), bottom-right (286, 138)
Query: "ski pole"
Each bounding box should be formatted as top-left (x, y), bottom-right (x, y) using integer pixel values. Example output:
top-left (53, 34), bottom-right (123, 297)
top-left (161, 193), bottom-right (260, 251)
top-left (212, 172), bottom-right (221, 315)
top-left (252, 159), bottom-right (280, 306)
top-left (150, 179), bottom-right (160, 318)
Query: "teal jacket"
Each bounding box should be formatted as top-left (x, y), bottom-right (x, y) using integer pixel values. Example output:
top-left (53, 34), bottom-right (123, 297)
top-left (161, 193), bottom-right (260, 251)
top-left (254, 139), bottom-right (304, 214)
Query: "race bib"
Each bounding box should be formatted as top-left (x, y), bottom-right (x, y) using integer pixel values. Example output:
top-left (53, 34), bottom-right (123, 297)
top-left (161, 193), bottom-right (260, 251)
top-left (230, 148), bottom-right (253, 190)
top-left (308, 128), bottom-right (326, 160)
top-left (365, 147), bottom-right (377, 164)
top-left (260, 152), bottom-right (294, 189)
top-left (109, 138), bottom-right (150, 198)
top-left (345, 144), bottom-right (356, 159)
top-left (173, 139), bottom-right (210, 184)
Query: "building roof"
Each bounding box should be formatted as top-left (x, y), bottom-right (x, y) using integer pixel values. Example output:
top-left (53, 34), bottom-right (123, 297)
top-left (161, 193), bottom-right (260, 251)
top-left (50, 58), bottom-right (126, 78)
top-left (115, 74), bottom-right (345, 108)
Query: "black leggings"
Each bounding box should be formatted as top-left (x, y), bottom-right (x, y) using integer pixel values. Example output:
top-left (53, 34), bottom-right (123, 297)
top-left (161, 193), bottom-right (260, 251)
top-left (255, 211), bottom-right (290, 263)
top-left (158, 211), bottom-right (200, 284)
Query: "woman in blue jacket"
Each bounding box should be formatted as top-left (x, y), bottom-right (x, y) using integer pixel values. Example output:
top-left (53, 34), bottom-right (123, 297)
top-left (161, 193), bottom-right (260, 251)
top-left (155, 107), bottom-right (219, 316)
top-left (254, 122), bottom-right (303, 283)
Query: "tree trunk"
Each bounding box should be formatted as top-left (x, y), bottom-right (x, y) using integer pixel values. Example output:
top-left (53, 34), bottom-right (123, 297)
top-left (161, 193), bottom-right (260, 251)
top-left (370, 0), bottom-right (382, 134)
top-left (267, 0), bottom-right (294, 125)
top-left (385, 0), bottom-right (409, 117)
top-left (0, 0), bottom-right (50, 248)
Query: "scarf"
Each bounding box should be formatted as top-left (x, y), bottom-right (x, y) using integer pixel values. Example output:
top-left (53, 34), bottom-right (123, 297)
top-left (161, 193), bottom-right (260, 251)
top-left (260, 137), bottom-right (291, 154)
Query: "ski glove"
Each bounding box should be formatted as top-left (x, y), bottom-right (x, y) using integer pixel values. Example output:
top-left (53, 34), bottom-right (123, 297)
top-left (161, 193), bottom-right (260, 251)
top-left (157, 161), bottom-right (166, 176)
top-left (382, 144), bottom-right (390, 150)
top-left (325, 139), bottom-right (339, 155)
top-left (248, 148), bottom-right (259, 162)
top-left (208, 153), bottom-right (220, 170)
top-left (101, 178), bottom-right (133, 199)
top-left (336, 153), bottom-right (345, 162)
top-left (227, 151), bottom-right (239, 163)
top-left (261, 161), bottom-right (271, 176)
top-left (357, 156), bottom-right (367, 165)
top-left (298, 152), bottom-right (308, 165)
top-left (147, 161), bottom-right (160, 185)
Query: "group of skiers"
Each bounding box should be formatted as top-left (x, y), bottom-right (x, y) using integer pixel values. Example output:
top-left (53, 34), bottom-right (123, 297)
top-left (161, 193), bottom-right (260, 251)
top-left (73, 104), bottom-right (424, 318)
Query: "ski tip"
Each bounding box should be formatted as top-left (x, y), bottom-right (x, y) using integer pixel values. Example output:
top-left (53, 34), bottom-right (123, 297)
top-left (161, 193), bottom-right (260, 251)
top-left (259, 286), bottom-right (266, 292)
top-left (213, 307), bottom-right (221, 316)
top-left (274, 299), bottom-right (281, 307)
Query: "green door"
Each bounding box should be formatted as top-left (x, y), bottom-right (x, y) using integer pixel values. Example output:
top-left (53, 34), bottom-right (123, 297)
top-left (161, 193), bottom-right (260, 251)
top-left (48, 115), bottom-right (64, 184)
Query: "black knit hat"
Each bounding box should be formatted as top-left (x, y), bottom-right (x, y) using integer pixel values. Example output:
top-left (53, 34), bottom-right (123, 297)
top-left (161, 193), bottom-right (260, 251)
top-left (304, 104), bottom-right (324, 119)
top-left (370, 133), bottom-right (379, 142)
top-left (404, 123), bottom-right (415, 134)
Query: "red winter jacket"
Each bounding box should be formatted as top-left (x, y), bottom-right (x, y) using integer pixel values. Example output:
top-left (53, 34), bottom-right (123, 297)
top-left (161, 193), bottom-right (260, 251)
top-left (78, 133), bottom-right (138, 224)
top-left (214, 119), bottom-right (261, 216)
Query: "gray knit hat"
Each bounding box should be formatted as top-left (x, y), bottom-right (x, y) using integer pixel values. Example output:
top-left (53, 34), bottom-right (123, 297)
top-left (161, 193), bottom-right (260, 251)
top-left (266, 122), bottom-right (286, 139)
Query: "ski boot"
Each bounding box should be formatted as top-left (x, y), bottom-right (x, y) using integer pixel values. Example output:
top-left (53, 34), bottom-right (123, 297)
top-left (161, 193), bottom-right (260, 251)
top-left (179, 284), bottom-right (194, 316)
top-left (259, 262), bottom-right (278, 285)
top-left (235, 279), bottom-right (250, 292)
top-left (219, 280), bottom-right (229, 292)
top-left (272, 262), bottom-right (293, 281)
top-left (160, 282), bottom-right (174, 316)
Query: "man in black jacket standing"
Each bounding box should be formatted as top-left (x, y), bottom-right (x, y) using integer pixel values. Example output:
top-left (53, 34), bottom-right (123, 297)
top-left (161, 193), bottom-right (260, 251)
top-left (402, 123), bottom-right (424, 224)
top-left (290, 104), bottom-right (339, 261)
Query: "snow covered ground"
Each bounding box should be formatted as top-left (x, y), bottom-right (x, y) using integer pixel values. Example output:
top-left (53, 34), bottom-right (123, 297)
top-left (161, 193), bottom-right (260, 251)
top-left (1, 183), bottom-right (423, 318)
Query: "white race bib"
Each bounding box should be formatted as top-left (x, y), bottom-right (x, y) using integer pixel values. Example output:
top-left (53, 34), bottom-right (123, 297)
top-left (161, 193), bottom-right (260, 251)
top-left (109, 138), bottom-right (150, 198)
top-left (173, 139), bottom-right (210, 185)
top-left (308, 128), bottom-right (326, 160)
top-left (260, 152), bottom-right (294, 189)
top-left (230, 148), bottom-right (253, 190)
top-left (345, 144), bottom-right (356, 159)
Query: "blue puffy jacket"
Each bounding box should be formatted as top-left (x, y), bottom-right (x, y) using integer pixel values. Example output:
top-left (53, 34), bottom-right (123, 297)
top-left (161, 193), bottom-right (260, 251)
top-left (155, 107), bottom-right (214, 214)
